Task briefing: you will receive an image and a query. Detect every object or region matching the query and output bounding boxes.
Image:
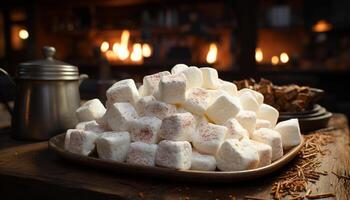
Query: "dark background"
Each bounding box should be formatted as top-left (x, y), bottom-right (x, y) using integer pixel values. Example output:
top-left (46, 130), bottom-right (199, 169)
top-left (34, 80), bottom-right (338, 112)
top-left (0, 0), bottom-right (350, 117)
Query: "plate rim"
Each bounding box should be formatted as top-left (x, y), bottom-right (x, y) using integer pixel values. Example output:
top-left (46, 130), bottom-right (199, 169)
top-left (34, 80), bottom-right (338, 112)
top-left (49, 133), bottom-right (304, 182)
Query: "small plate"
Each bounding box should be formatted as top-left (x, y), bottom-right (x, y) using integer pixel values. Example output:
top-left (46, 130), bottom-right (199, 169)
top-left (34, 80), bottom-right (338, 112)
top-left (49, 134), bottom-right (304, 182)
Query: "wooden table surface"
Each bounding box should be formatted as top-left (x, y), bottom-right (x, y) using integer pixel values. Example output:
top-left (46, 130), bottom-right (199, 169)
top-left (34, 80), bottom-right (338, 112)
top-left (0, 111), bottom-right (349, 200)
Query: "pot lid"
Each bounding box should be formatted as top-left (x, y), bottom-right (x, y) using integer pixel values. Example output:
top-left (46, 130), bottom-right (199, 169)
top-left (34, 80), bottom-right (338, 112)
top-left (17, 46), bottom-right (79, 80)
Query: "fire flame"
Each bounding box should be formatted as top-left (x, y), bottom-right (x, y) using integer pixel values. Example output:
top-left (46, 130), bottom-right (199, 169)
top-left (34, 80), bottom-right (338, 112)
top-left (271, 56), bottom-right (279, 65)
top-left (142, 43), bottom-right (152, 58)
top-left (131, 43), bottom-right (143, 62)
top-left (206, 43), bottom-right (218, 64)
top-left (280, 52), bottom-right (289, 63)
top-left (255, 48), bottom-right (263, 63)
top-left (100, 41), bottom-right (109, 52)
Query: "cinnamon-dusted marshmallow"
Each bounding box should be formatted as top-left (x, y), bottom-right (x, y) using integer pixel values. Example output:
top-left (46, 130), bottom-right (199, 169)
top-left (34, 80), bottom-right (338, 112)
top-left (158, 74), bottom-right (187, 104)
top-left (238, 88), bottom-right (264, 105)
top-left (218, 80), bottom-right (238, 96)
top-left (183, 88), bottom-right (211, 116)
top-left (257, 104), bottom-right (279, 127)
top-left (143, 71), bottom-right (171, 96)
top-left (155, 140), bottom-right (192, 170)
top-left (224, 118), bottom-right (249, 140)
top-left (171, 63), bottom-right (188, 74)
top-left (76, 120), bottom-right (106, 133)
top-left (105, 102), bottom-right (138, 131)
top-left (159, 112), bottom-right (196, 141)
top-left (190, 151), bottom-right (216, 171)
top-left (135, 95), bottom-right (156, 116)
top-left (96, 131), bottom-right (131, 162)
top-left (143, 100), bottom-right (177, 120)
top-left (235, 110), bottom-right (257, 137)
top-left (129, 116), bottom-right (162, 144)
top-left (206, 94), bottom-right (241, 125)
top-left (249, 140), bottom-right (272, 168)
top-left (66, 129), bottom-right (99, 156)
top-left (126, 142), bottom-right (158, 166)
top-left (106, 79), bottom-right (140, 105)
top-left (255, 119), bottom-right (272, 130)
top-left (237, 89), bottom-right (260, 112)
top-left (200, 67), bottom-right (220, 89)
top-left (76, 99), bottom-right (106, 122)
top-left (252, 128), bottom-right (283, 161)
top-left (181, 66), bottom-right (203, 89)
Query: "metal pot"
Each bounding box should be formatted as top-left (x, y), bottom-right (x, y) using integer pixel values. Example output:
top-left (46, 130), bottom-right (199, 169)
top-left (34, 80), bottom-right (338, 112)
top-left (0, 46), bottom-right (88, 140)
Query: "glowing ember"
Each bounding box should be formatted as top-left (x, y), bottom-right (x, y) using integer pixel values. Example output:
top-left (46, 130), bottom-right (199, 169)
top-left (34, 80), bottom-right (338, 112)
top-left (280, 52), bottom-right (289, 63)
top-left (271, 56), bottom-right (279, 65)
top-left (131, 43), bottom-right (143, 62)
top-left (255, 48), bottom-right (263, 63)
top-left (206, 43), bottom-right (218, 64)
top-left (106, 50), bottom-right (117, 61)
top-left (142, 43), bottom-right (152, 58)
top-left (312, 20), bottom-right (333, 33)
top-left (100, 41), bottom-right (109, 52)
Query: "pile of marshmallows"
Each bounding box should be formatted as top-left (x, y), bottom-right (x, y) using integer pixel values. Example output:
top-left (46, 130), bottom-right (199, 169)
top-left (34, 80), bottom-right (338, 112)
top-left (64, 64), bottom-right (302, 171)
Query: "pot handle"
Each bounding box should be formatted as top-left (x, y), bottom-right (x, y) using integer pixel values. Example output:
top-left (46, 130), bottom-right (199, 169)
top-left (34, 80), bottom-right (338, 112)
top-left (79, 74), bottom-right (89, 86)
top-left (0, 68), bottom-right (15, 117)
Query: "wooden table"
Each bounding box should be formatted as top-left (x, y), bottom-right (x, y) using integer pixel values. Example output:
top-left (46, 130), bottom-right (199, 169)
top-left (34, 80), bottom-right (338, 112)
top-left (0, 112), bottom-right (349, 200)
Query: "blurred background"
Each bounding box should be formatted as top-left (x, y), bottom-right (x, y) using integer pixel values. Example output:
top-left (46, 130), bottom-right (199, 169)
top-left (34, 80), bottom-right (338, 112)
top-left (0, 0), bottom-right (350, 116)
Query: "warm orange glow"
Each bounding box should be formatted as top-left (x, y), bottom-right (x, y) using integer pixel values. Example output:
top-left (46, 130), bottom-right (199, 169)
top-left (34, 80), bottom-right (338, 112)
top-left (131, 43), bottom-right (143, 62)
top-left (105, 50), bottom-right (118, 61)
top-left (255, 48), bottom-right (263, 63)
top-left (271, 56), bottom-right (279, 65)
top-left (112, 43), bottom-right (120, 55)
top-left (142, 43), bottom-right (152, 58)
top-left (312, 20), bottom-right (333, 33)
top-left (121, 30), bottom-right (130, 47)
top-left (206, 43), bottom-right (218, 64)
top-left (100, 41), bottom-right (109, 52)
top-left (280, 52), bottom-right (289, 63)
top-left (19, 29), bottom-right (29, 39)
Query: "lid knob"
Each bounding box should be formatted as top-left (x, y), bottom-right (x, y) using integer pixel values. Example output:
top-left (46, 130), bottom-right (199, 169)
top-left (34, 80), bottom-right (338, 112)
top-left (42, 46), bottom-right (56, 60)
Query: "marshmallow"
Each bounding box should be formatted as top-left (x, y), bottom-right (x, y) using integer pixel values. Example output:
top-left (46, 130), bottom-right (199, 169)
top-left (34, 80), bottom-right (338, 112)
top-left (200, 67), bottom-right (220, 89)
top-left (171, 63), bottom-right (188, 74)
top-left (138, 85), bottom-right (146, 97)
top-left (181, 67), bottom-right (203, 89)
top-left (106, 79), bottom-right (139, 105)
top-left (274, 119), bottom-right (302, 150)
top-left (190, 151), bottom-right (216, 171)
top-left (129, 116), bottom-right (162, 144)
top-left (105, 102), bottom-right (138, 131)
top-left (66, 129), bottom-right (99, 156)
top-left (159, 74), bottom-right (186, 104)
top-left (206, 94), bottom-right (241, 125)
top-left (256, 119), bottom-right (272, 130)
top-left (238, 88), bottom-right (264, 105)
top-left (192, 121), bottom-right (227, 155)
top-left (96, 131), bottom-right (131, 162)
top-left (215, 139), bottom-right (259, 171)
top-left (76, 120), bottom-right (106, 133)
top-left (224, 118), bottom-right (249, 140)
top-left (135, 95), bottom-right (156, 116)
top-left (76, 99), bottom-right (106, 122)
top-left (257, 104), bottom-right (279, 127)
top-left (206, 89), bottom-right (227, 104)
top-left (159, 112), bottom-right (196, 141)
top-left (183, 88), bottom-right (211, 116)
top-left (143, 71), bottom-right (171, 96)
top-left (64, 129), bottom-right (75, 149)
top-left (126, 142), bottom-right (158, 166)
top-left (143, 100), bottom-right (177, 120)
top-left (235, 110), bottom-right (257, 136)
top-left (237, 90), bottom-right (260, 112)
top-left (218, 80), bottom-right (238, 96)
top-left (155, 140), bottom-right (192, 170)
top-left (250, 140), bottom-right (272, 168)
top-left (252, 128), bottom-right (283, 161)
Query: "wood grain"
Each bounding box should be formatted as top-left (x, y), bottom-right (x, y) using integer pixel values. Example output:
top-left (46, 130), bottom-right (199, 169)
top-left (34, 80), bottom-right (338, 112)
top-left (0, 114), bottom-right (348, 200)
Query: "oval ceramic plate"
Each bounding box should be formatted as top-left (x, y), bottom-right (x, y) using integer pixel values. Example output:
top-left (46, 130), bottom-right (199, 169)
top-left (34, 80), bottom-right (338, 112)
top-left (49, 133), bottom-right (304, 182)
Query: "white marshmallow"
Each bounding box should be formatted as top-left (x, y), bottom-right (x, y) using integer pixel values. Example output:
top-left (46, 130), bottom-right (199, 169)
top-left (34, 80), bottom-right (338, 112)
top-left (190, 151), bottom-right (216, 171)
top-left (215, 139), bottom-right (259, 171)
top-left (206, 94), bottom-right (241, 125)
top-left (106, 79), bottom-right (139, 105)
top-left (256, 119), bottom-right (272, 130)
top-left (96, 131), bottom-right (131, 162)
top-left (143, 100), bottom-right (177, 120)
top-left (129, 116), bottom-right (162, 144)
top-left (126, 142), bottom-right (158, 166)
top-left (218, 80), bottom-right (238, 96)
top-left (159, 74), bottom-right (186, 104)
top-left (135, 95), bottom-right (156, 116)
top-left (76, 120), bottom-right (106, 133)
top-left (181, 67), bottom-right (203, 89)
top-left (274, 119), bottom-right (302, 150)
top-left (143, 71), bottom-right (171, 96)
top-left (224, 118), bottom-right (249, 140)
top-left (252, 128), bottom-right (283, 161)
top-left (238, 88), bottom-right (264, 105)
top-left (64, 129), bottom-right (75, 149)
top-left (171, 63), bottom-right (188, 74)
top-left (200, 67), bottom-right (220, 89)
top-left (257, 104), bottom-right (279, 127)
top-left (183, 88), bottom-right (211, 116)
top-left (66, 130), bottom-right (99, 156)
top-left (206, 89), bottom-right (227, 104)
top-left (192, 121), bottom-right (227, 155)
top-left (138, 85), bottom-right (146, 97)
top-left (250, 140), bottom-right (272, 168)
top-left (76, 99), bottom-right (106, 122)
top-left (105, 102), bottom-right (138, 131)
top-left (155, 140), bottom-right (192, 170)
top-left (235, 110), bottom-right (257, 137)
top-left (237, 90), bottom-right (260, 112)
top-left (159, 112), bottom-right (196, 141)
